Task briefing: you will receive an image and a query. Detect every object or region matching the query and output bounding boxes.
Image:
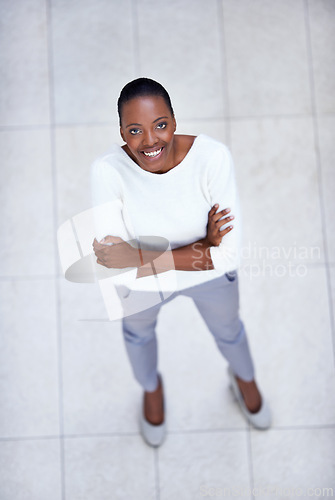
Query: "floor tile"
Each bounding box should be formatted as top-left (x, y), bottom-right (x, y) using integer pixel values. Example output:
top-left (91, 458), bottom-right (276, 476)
top-left (230, 117), bottom-right (324, 268)
top-left (64, 435), bottom-right (155, 500)
top-left (138, 0), bottom-right (225, 120)
top-left (238, 267), bottom-right (335, 427)
top-left (0, 281), bottom-right (59, 438)
top-left (176, 120), bottom-right (228, 145)
top-left (318, 116), bottom-right (335, 263)
top-left (59, 278), bottom-right (140, 435)
top-left (251, 428), bottom-right (335, 495)
top-left (308, 0), bottom-right (335, 114)
top-left (55, 125), bottom-right (121, 225)
top-left (0, 0), bottom-right (50, 126)
top-left (0, 129), bottom-right (55, 276)
top-left (51, 0), bottom-right (135, 124)
top-left (159, 431), bottom-right (250, 499)
top-left (0, 439), bottom-right (62, 500)
top-left (222, 0), bottom-right (311, 116)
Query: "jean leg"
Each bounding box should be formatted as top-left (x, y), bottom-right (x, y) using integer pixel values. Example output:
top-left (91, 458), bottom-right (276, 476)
top-left (122, 303), bottom-right (161, 391)
top-left (187, 273), bottom-right (255, 381)
top-left (121, 290), bottom-right (178, 391)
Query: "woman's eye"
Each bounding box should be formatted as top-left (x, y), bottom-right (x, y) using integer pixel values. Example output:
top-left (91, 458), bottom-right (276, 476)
top-left (156, 122), bottom-right (167, 130)
top-left (129, 128), bottom-right (141, 135)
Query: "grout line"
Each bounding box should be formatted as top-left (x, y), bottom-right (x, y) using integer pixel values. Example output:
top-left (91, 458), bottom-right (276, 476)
top-left (154, 448), bottom-right (161, 500)
top-left (58, 428), bottom-right (251, 436)
top-left (217, 0), bottom-right (231, 147)
top-left (131, 0), bottom-right (141, 77)
top-left (0, 124), bottom-right (51, 131)
top-left (0, 122), bottom-right (118, 131)
top-left (45, 1), bottom-right (66, 499)
top-left (246, 427), bottom-right (255, 500)
top-left (0, 435), bottom-right (62, 443)
top-left (250, 424), bottom-right (335, 431)
top-left (304, 0), bottom-right (335, 366)
top-left (3, 112), bottom-right (335, 132)
top-left (0, 275), bottom-right (59, 280)
top-left (1, 423), bottom-right (334, 443)
top-left (227, 112), bottom-right (325, 122)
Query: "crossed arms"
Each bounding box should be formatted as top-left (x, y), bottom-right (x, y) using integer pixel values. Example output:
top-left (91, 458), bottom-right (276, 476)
top-left (92, 204), bottom-right (235, 278)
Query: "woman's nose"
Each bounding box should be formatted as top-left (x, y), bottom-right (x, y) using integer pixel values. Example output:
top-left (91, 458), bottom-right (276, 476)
top-left (142, 129), bottom-right (158, 146)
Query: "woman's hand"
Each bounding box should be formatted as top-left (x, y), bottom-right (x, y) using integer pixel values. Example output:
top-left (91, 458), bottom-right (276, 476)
top-left (205, 204), bottom-right (234, 247)
top-left (92, 235), bottom-right (141, 269)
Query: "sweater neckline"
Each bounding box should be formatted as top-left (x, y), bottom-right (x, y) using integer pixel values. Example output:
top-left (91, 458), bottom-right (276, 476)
top-left (118, 134), bottom-right (204, 177)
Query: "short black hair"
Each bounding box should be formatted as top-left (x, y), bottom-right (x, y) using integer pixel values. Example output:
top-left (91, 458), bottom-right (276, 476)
top-left (117, 77), bottom-right (174, 125)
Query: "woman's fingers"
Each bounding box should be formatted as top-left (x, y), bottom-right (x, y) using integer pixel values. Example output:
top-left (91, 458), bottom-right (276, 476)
top-left (92, 235), bottom-right (123, 250)
top-left (213, 208), bottom-right (231, 223)
top-left (208, 206), bottom-right (232, 223)
top-left (93, 238), bottom-right (106, 250)
top-left (102, 235), bottom-right (123, 245)
top-left (212, 225), bottom-right (233, 246)
top-left (215, 214), bottom-right (235, 228)
top-left (208, 207), bottom-right (234, 226)
top-left (208, 204), bottom-right (219, 216)
top-left (206, 205), bottom-right (234, 246)
top-left (219, 224), bottom-right (234, 237)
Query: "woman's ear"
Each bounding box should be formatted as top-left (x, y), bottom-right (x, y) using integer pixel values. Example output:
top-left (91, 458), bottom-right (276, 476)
top-left (173, 115), bottom-right (177, 132)
top-left (120, 126), bottom-right (125, 143)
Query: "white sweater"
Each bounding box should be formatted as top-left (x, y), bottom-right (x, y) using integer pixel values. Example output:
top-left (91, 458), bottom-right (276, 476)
top-left (90, 134), bottom-right (242, 292)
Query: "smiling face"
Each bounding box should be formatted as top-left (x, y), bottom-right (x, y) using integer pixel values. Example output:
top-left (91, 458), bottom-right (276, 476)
top-left (119, 95), bottom-right (177, 174)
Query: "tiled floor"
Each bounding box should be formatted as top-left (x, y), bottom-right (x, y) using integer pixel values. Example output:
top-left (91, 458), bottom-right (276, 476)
top-left (1, 1), bottom-right (334, 499)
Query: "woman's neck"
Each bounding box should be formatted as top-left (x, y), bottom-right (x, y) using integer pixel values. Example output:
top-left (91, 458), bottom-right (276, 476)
top-left (169, 134), bottom-right (197, 168)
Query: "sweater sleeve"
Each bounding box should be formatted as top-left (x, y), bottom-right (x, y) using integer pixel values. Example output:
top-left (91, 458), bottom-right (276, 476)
top-left (206, 145), bottom-right (242, 273)
top-left (90, 158), bottom-right (130, 243)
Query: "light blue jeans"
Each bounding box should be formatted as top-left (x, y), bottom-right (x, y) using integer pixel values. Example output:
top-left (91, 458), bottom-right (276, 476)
top-left (121, 270), bottom-right (255, 391)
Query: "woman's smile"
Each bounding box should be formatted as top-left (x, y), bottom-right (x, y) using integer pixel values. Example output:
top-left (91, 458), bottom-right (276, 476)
top-left (142, 147), bottom-right (163, 158)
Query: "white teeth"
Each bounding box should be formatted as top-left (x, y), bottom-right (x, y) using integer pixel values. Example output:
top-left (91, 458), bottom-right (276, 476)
top-left (143, 148), bottom-right (162, 157)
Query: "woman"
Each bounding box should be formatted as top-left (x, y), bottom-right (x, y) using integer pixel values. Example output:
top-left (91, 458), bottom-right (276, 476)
top-left (91, 78), bottom-right (271, 447)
